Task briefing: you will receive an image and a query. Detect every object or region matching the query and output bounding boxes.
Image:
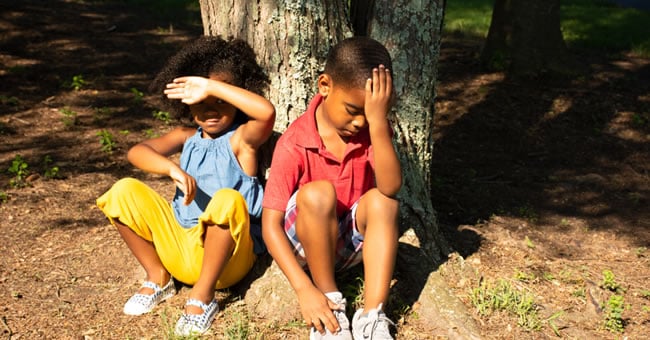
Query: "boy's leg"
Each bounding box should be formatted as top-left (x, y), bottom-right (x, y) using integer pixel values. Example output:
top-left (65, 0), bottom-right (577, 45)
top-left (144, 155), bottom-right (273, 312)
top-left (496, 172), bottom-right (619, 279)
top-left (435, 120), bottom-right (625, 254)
top-left (355, 188), bottom-right (399, 310)
top-left (294, 180), bottom-right (339, 293)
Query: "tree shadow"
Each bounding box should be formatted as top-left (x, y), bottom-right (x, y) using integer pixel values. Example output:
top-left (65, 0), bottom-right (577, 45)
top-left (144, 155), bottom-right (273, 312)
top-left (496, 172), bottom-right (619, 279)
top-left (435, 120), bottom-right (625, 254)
top-left (432, 36), bottom-right (650, 253)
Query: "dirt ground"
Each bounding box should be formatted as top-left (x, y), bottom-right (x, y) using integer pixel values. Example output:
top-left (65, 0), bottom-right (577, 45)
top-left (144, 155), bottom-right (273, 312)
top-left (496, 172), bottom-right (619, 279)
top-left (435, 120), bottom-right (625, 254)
top-left (1, 1), bottom-right (649, 339)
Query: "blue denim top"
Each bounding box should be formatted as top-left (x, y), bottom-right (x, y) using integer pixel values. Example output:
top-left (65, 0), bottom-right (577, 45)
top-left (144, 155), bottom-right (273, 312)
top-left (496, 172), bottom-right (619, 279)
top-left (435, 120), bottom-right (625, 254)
top-left (171, 126), bottom-right (264, 252)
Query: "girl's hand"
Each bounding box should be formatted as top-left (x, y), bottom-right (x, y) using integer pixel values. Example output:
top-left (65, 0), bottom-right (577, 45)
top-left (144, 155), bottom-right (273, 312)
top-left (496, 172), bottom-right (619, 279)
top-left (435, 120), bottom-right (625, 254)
top-left (164, 76), bottom-right (210, 105)
top-left (364, 65), bottom-right (394, 126)
top-left (169, 165), bottom-right (196, 205)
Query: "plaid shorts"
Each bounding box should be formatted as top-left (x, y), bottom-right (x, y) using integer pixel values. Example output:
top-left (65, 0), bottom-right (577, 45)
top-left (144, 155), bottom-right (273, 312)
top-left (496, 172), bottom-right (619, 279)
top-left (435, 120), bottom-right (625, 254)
top-left (284, 191), bottom-right (364, 271)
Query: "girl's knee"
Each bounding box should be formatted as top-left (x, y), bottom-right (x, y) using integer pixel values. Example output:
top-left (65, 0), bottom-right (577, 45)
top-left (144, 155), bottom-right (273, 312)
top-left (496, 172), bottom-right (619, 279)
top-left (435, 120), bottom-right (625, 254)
top-left (111, 177), bottom-right (144, 194)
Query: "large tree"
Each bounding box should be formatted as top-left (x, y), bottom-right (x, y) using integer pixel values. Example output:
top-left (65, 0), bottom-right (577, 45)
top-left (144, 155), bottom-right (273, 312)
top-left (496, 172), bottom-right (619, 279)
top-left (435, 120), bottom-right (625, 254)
top-left (199, 0), bottom-right (478, 336)
top-left (481, 0), bottom-right (580, 75)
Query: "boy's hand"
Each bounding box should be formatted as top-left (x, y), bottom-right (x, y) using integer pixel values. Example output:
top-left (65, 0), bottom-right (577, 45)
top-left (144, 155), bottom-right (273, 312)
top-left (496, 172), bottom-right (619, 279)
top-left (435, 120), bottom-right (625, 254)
top-left (364, 64), bottom-right (394, 126)
top-left (169, 166), bottom-right (196, 205)
top-left (164, 76), bottom-right (210, 105)
top-left (297, 285), bottom-right (343, 335)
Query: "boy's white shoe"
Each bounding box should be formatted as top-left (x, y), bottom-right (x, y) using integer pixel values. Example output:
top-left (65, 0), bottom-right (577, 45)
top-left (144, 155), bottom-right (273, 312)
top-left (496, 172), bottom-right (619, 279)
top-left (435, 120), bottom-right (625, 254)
top-left (309, 292), bottom-right (352, 340)
top-left (351, 304), bottom-right (394, 340)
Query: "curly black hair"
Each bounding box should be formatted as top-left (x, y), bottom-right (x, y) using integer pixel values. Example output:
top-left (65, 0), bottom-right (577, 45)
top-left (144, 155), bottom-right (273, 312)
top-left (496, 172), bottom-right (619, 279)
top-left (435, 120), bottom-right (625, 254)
top-left (149, 36), bottom-right (269, 123)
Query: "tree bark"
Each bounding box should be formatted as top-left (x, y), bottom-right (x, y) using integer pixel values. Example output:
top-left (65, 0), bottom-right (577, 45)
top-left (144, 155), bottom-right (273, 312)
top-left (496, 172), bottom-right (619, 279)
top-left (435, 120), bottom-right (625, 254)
top-left (200, 1), bottom-right (474, 336)
top-left (481, 0), bottom-right (580, 76)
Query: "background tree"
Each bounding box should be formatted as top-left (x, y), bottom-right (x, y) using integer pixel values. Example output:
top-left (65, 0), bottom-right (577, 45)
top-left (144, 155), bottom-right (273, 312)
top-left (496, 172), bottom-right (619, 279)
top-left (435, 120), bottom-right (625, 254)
top-left (199, 0), bottom-right (478, 336)
top-left (481, 0), bottom-right (580, 75)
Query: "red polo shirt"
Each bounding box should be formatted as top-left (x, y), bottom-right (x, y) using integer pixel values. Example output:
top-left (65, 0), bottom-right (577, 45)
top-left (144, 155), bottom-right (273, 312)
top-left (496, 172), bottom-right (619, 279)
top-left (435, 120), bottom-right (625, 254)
top-left (262, 94), bottom-right (376, 216)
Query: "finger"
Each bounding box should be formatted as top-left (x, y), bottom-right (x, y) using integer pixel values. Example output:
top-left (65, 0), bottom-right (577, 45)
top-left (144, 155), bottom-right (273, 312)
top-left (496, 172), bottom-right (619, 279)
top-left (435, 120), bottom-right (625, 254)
top-left (372, 67), bottom-right (379, 95)
top-left (312, 318), bottom-right (325, 334)
top-left (385, 68), bottom-right (393, 96)
top-left (321, 308), bottom-right (341, 334)
top-left (377, 65), bottom-right (387, 95)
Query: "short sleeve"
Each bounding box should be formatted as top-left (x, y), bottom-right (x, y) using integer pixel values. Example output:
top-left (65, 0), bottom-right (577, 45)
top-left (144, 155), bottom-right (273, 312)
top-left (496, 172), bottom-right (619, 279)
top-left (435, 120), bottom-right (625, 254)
top-left (261, 136), bottom-right (303, 212)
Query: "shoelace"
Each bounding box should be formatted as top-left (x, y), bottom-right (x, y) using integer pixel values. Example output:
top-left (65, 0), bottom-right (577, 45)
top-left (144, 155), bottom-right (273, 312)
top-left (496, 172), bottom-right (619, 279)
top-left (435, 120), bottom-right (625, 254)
top-left (363, 314), bottom-right (395, 340)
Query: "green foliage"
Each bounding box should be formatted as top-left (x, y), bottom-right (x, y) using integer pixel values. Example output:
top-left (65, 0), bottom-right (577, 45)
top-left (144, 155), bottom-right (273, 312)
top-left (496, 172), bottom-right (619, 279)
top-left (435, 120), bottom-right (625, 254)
top-left (42, 155), bottom-right (60, 179)
top-left (67, 74), bottom-right (86, 91)
top-left (469, 279), bottom-right (541, 331)
top-left (0, 191), bottom-right (8, 203)
top-left (444, 0), bottom-right (650, 57)
top-left (93, 106), bottom-right (113, 122)
top-left (600, 270), bottom-right (623, 293)
top-left (225, 312), bottom-right (251, 339)
top-left (514, 270), bottom-right (536, 282)
top-left (0, 95), bottom-right (19, 106)
top-left (131, 87), bottom-right (144, 103)
top-left (153, 110), bottom-right (172, 124)
top-left (603, 294), bottom-right (625, 333)
top-left (143, 129), bottom-right (159, 138)
top-left (524, 236), bottom-right (535, 249)
top-left (8, 154), bottom-right (30, 188)
top-left (96, 129), bottom-right (116, 153)
top-left (60, 107), bottom-right (78, 127)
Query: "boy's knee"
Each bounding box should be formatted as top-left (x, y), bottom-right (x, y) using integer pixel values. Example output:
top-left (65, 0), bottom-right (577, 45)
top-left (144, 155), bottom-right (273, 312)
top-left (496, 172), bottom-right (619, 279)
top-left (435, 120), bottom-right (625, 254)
top-left (364, 189), bottom-right (399, 213)
top-left (296, 180), bottom-right (336, 210)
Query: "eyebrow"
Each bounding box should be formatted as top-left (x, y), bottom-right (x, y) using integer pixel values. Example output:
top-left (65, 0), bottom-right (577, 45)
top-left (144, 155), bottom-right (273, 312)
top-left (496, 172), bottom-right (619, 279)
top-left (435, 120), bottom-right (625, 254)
top-left (344, 102), bottom-right (363, 111)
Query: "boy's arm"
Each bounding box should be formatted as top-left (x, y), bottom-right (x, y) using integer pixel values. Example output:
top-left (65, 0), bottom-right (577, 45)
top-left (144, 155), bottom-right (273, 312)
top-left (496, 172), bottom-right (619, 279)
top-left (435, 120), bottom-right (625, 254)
top-left (127, 127), bottom-right (196, 204)
top-left (365, 65), bottom-right (402, 197)
top-left (262, 208), bottom-right (341, 334)
top-left (165, 76), bottom-right (276, 148)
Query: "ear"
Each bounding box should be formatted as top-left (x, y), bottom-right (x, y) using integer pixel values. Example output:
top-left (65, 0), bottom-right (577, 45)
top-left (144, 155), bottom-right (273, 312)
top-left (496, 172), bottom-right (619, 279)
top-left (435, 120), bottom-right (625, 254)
top-left (317, 74), bottom-right (332, 98)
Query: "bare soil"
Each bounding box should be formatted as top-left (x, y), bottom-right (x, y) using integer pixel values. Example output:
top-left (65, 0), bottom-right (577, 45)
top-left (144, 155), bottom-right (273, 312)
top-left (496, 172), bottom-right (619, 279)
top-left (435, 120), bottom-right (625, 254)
top-left (1, 1), bottom-right (648, 339)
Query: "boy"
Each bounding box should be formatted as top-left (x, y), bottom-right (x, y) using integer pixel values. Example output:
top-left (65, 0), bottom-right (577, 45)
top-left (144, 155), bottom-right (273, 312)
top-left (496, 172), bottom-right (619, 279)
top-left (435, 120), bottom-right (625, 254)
top-left (262, 36), bottom-right (401, 340)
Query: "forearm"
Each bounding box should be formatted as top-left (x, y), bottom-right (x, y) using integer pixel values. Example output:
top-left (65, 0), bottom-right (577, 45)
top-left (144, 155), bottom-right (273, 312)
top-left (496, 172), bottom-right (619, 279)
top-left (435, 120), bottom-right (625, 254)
top-left (262, 213), bottom-right (314, 292)
top-left (207, 80), bottom-right (274, 123)
top-left (127, 144), bottom-right (178, 176)
top-left (369, 121), bottom-right (402, 197)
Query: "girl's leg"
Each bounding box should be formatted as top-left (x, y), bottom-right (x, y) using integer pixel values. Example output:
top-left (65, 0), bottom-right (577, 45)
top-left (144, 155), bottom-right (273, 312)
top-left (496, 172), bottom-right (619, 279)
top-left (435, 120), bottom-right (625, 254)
top-left (115, 221), bottom-right (170, 294)
top-left (184, 223), bottom-right (234, 314)
top-left (355, 188), bottom-right (399, 310)
top-left (294, 180), bottom-right (339, 293)
top-left (97, 178), bottom-right (177, 292)
top-left (182, 188), bottom-right (255, 315)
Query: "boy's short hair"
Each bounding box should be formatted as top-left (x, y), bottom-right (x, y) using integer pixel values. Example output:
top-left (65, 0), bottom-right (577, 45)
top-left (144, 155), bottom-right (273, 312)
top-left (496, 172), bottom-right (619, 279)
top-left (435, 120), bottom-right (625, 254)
top-left (324, 36), bottom-right (392, 89)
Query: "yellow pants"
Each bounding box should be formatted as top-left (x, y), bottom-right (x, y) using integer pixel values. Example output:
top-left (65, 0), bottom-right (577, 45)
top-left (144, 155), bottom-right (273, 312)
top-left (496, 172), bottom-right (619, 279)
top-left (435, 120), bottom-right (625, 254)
top-left (96, 178), bottom-right (256, 289)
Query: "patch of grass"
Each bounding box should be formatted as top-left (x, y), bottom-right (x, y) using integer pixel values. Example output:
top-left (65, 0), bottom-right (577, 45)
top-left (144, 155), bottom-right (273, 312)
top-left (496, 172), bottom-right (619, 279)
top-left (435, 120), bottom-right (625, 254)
top-left (143, 128), bottom-right (160, 138)
top-left (96, 129), bottom-right (116, 153)
top-left (60, 107), bottom-right (78, 127)
top-left (0, 95), bottom-right (19, 106)
top-left (7, 154), bottom-right (30, 188)
top-left (0, 191), bottom-right (8, 203)
top-left (66, 74), bottom-right (86, 91)
top-left (153, 110), bottom-right (173, 124)
top-left (444, 0), bottom-right (650, 57)
top-left (514, 270), bottom-right (536, 282)
top-left (524, 236), bottom-right (535, 249)
top-left (469, 278), bottom-right (541, 331)
top-left (93, 106), bottom-right (113, 122)
top-left (603, 294), bottom-right (625, 333)
top-left (131, 87), bottom-right (144, 103)
top-left (225, 311), bottom-right (251, 339)
top-left (42, 155), bottom-right (61, 179)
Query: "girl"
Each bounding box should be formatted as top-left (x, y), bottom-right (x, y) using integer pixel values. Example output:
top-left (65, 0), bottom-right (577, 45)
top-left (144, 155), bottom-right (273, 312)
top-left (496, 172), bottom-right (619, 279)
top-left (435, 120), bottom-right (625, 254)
top-left (96, 36), bottom-right (275, 336)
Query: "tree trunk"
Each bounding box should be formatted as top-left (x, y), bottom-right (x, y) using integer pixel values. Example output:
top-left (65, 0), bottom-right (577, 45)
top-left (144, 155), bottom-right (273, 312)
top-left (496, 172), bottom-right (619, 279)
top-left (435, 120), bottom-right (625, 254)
top-left (200, 1), bottom-right (476, 337)
top-left (481, 0), bottom-right (580, 76)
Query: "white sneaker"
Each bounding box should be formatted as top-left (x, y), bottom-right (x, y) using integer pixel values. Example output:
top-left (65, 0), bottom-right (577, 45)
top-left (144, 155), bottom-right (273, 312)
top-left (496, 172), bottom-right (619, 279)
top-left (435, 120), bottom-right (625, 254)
top-left (123, 277), bottom-right (176, 315)
top-left (351, 304), bottom-right (394, 339)
top-left (309, 292), bottom-right (352, 340)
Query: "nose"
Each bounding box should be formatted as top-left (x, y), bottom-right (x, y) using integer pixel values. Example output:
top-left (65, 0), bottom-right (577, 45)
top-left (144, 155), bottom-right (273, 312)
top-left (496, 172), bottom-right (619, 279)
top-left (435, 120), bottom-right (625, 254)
top-left (352, 115), bottom-right (367, 129)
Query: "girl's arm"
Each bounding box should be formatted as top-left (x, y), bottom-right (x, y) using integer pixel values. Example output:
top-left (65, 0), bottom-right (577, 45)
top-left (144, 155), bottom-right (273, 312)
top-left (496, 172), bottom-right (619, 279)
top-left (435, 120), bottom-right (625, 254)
top-left (127, 126), bottom-right (197, 204)
top-left (365, 66), bottom-right (402, 197)
top-left (165, 77), bottom-right (276, 149)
